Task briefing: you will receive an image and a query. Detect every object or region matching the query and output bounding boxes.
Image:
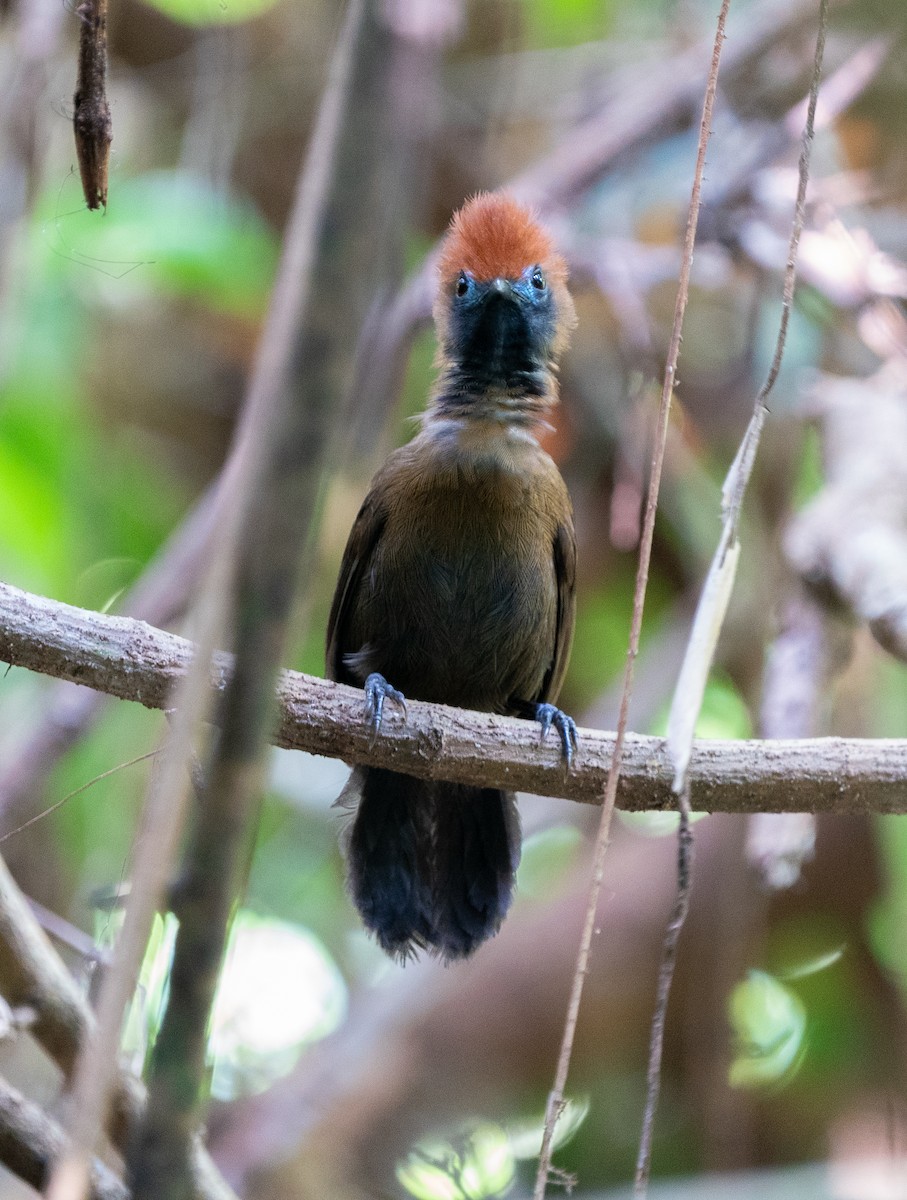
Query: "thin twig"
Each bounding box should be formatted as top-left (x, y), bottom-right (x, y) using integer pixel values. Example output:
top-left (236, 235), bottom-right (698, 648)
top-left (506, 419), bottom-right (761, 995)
top-left (129, 3), bottom-right (370, 1196)
top-left (532, 5), bottom-right (733, 1195)
top-left (42, 564), bottom-right (233, 1200)
top-left (0, 852), bottom-right (234, 1198)
top-left (634, 789), bottom-right (693, 1195)
top-left (0, 1072), bottom-right (126, 1200)
top-left (722, 0), bottom-right (829, 535)
top-left (0, 751), bottom-right (159, 845)
top-left (643, 1), bottom-right (829, 1189)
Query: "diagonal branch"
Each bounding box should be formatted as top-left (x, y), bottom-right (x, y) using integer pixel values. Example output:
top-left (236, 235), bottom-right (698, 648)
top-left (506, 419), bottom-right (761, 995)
top-left (0, 849), bottom-right (236, 1198)
top-left (0, 1073), bottom-right (126, 1200)
top-left (1, 580), bottom-right (906, 815)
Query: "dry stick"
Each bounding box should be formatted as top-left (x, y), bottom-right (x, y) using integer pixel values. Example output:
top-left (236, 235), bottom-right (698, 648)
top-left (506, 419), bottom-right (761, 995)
top-left (0, 853), bottom-right (114, 1109)
top-left (128, 4), bottom-right (368, 1197)
top-left (0, 1073), bottom-right (126, 1200)
top-left (635, 3), bottom-right (830, 1193)
top-left (73, 0), bottom-right (111, 211)
top-left (0, 1066), bottom-right (234, 1200)
top-left (532, 6), bottom-right (733, 1197)
top-left (43, 554), bottom-right (236, 1200)
top-left (5, 579), bottom-right (907, 813)
top-left (42, 209), bottom-right (253, 1200)
top-left (0, 750), bottom-right (159, 845)
top-left (724, 0), bottom-right (828, 537)
top-left (0, 852), bottom-right (232, 1199)
top-left (635, 787), bottom-right (693, 1194)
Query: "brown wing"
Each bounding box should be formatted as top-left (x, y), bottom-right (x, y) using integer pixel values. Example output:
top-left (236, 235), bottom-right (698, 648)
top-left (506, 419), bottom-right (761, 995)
top-left (325, 491), bottom-right (386, 685)
top-left (537, 519), bottom-right (577, 705)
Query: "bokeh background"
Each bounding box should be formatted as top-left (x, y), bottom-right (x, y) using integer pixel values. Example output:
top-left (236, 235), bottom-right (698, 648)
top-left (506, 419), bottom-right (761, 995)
top-left (1, 0), bottom-right (906, 1196)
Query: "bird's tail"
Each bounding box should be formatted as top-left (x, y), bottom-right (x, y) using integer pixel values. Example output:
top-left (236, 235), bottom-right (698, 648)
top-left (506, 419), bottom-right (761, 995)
top-left (431, 781), bottom-right (521, 960)
top-left (340, 770), bottom-right (520, 961)
top-left (341, 766), bottom-right (435, 961)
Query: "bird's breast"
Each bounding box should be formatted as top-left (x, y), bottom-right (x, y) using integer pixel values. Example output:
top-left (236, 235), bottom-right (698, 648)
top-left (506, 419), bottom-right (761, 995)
top-left (349, 433), bottom-right (569, 710)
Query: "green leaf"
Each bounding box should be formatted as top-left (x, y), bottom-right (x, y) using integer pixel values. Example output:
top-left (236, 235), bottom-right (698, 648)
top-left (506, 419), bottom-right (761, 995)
top-left (727, 970), bottom-right (807, 1089)
top-left (397, 1124), bottom-right (515, 1200)
top-left (138, 0), bottom-right (282, 27)
top-left (506, 1095), bottom-right (590, 1160)
top-left (619, 809), bottom-right (709, 838)
top-left (208, 912), bottom-right (348, 1100)
top-left (0, 441), bottom-right (69, 592)
top-left (36, 172), bottom-right (278, 317)
top-left (516, 825), bottom-right (582, 899)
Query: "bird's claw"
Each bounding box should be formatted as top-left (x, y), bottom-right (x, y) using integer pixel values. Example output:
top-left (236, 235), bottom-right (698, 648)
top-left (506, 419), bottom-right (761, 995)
top-left (364, 673), bottom-right (407, 742)
top-left (535, 703), bottom-right (578, 772)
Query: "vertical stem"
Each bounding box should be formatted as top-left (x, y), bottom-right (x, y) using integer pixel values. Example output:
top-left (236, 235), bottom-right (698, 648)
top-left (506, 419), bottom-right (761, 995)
top-left (634, 792), bottom-right (693, 1195)
top-left (127, 3), bottom-right (368, 1197)
top-left (533, 3), bottom-right (733, 1195)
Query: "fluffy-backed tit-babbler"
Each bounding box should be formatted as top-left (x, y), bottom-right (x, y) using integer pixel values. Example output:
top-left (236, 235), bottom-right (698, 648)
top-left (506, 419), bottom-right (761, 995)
top-left (327, 193), bottom-right (577, 961)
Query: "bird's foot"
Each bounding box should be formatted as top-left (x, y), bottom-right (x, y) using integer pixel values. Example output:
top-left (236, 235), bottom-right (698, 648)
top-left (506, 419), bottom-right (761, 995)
top-left (534, 703), bottom-right (578, 772)
top-left (363, 673), bottom-right (407, 742)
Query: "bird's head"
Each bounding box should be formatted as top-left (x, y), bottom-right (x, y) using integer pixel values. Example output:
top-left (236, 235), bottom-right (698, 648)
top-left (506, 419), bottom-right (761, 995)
top-left (433, 194), bottom-right (576, 406)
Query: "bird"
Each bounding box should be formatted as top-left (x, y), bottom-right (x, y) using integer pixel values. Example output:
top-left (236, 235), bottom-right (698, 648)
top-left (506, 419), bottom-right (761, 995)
top-left (326, 192), bottom-right (577, 962)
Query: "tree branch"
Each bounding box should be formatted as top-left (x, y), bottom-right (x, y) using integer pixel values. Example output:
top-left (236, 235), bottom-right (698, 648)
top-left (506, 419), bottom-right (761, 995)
top-left (0, 850), bottom-right (237, 1199)
top-left (0, 1073), bottom-right (126, 1200)
top-left (1, 580), bottom-right (905, 815)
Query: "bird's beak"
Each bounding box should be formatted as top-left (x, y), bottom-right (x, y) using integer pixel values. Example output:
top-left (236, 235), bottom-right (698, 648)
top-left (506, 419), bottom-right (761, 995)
top-left (490, 277), bottom-right (515, 296)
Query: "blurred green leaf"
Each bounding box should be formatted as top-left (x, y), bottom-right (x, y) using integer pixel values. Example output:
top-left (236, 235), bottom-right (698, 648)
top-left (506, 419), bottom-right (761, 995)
top-left (727, 970), bottom-right (806, 1089)
top-left (398, 1124), bottom-right (515, 1200)
top-left (780, 946), bottom-right (846, 981)
top-left (47, 702), bottom-right (159, 880)
top-left (0, 441), bottom-right (69, 593)
top-left (516, 825), bottom-right (582, 899)
top-left (36, 172), bottom-right (278, 317)
top-left (506, 1095), bottom-right (590, 1160)
top-left (791, 424), bottom-right (824, 510)
top-left (114, 910), bottom-right (179, 1075)
top-left (138, 0), bottom-right (282, 27)
top-left (619, 808), bottom-right (709, 837)
top-left (869, 815), bottom-right (907, 984)
top-left (524, 0), bottom-right (617, 48)
top-left (208, 911), bottom-right (348, 1100)
top-left (569, 566), bottom-right (671, 706)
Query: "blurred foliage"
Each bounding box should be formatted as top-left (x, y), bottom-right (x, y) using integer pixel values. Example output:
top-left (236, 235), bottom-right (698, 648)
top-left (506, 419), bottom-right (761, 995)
top-left (36, 173), bottom-right (278, 317)
top-left (139, 0), bottom-right (284, 27)
top-left (516, 824), bottom-right (584, 900)
top-left (397, 1099), bottom-right (590, 1200)
top-left (111, 906), bottom-right (348, 1099)
top-left (727, 970), bottom-right (807, 1089)
top-left (398, 1125), bottom-right (516, 1200)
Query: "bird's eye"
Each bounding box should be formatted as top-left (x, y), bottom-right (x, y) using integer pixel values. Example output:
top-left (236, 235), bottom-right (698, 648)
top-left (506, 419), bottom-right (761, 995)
top-left (531, 268), bottom-right (546, 291)
top-left (456, 272), bottom-right (470, 298)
